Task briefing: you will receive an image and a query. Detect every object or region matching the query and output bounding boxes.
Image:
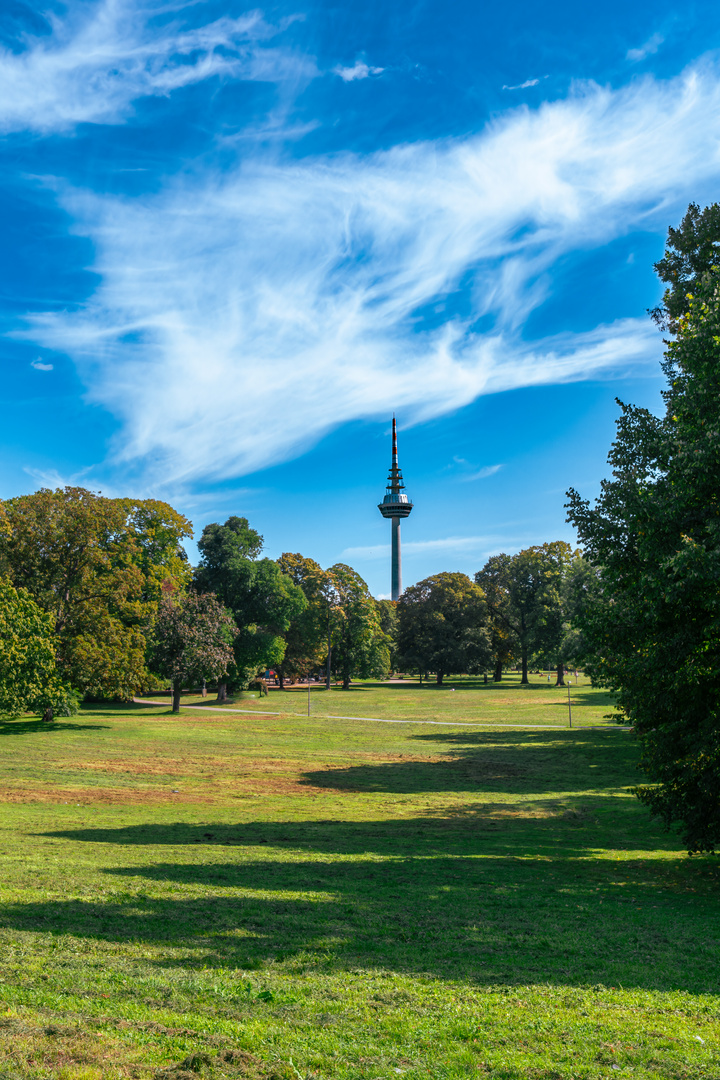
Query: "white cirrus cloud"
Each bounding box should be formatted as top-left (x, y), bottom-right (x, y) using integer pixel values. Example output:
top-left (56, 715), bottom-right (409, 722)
top-left (21, 60), bottom-right (720, 487)
top-left (503, 78), bottom-right (540, 90)
top-left (30, 358), bottom-right (54, 371)
top-left (334, 61), bottom-right (384, 81)
top-left (627, 32), bottom-right (664, 63)
top-left (0, 0), bottom-right (315, 134)
top-left (345, 534), bottom-right (533, 559)
top-left (461, 465), bottom-right (503, 481)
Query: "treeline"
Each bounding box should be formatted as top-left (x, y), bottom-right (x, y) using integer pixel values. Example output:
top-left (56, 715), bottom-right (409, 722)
top-left (0, 499), bottom-right (395, 715)
top-left (0, 485), bottom-right (589, 719)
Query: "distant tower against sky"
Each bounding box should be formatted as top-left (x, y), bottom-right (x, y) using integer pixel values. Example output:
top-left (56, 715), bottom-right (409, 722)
top-left (378, 417), bottom-right (413, 601)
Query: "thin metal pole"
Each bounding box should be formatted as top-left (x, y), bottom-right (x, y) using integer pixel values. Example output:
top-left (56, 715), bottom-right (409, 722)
top-left (568, 682), bottom-right (572, 728)
top-left (308, 670), bottom-right (311, 716)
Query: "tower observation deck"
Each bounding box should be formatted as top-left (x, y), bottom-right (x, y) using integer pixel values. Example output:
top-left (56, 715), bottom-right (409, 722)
top-left (378, 417), bottom-right (413, 601)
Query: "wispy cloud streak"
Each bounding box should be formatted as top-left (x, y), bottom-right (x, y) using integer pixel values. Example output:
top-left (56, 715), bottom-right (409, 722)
top-left (462, 465), bottom-right (503, 481)
top-left (0, 0), bottom-right (313, 134)
top-left (344, 534), bottom-right (527, 559)
top-left (23, 61), bottom-right (720, 486)
top-left (627, 32), bottom-right (664, 62)
top-left (334, 60), bottom-right (383, 81)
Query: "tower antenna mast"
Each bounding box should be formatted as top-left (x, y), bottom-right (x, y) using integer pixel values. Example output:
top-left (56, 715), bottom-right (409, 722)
top-left (378, 417), bottom-right (413, 601)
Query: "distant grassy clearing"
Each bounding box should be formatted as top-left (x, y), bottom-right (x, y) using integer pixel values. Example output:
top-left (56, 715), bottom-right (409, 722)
top-left (0, 688), bottom-right (717, 1080)
top-left (155, 673), bottom-right (617, 728)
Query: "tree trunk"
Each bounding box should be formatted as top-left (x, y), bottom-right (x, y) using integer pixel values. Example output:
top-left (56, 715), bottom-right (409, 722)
top-left (493, 659), bottom-right (503, 682)
top-left (520, 649), bottom-right (529, 684)
top-left (555, 663), bottom-right (565, 687)
top-left (436, 670), bottom-right (443, 686)
top-left (342, 672), bottom-right (350, 690)
top-left (201, 681), bottom-right (207, 698)
top-left (172, 679), bottom-right (182, 713)
top-left (484, 673), bottom-right (488, 684)
top-left (216, 682), bottom-right (227, 703)
top-left (41, 707), bottom-right (53, 723)
top-left (326, 640), bottom-right (332, 690)
top-left (278, 670), bottom-right (285, 690)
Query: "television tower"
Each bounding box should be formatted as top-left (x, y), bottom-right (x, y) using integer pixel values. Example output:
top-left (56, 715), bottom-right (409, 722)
top-left (378, 417), bottom-right (413, 601)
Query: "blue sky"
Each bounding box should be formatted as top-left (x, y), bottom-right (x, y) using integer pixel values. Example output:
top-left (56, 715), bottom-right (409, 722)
top-left (2, 0), bottom-right (720, 596)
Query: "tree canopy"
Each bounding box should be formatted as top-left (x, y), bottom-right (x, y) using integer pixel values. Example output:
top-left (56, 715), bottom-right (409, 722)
top-left (500, 542), bottom-right (577, 685)
top-left (397, 572), bottom-right (491, 685)
top-left (195, 517), bottom-right (306, 696)
top-left (327, 564), bottom-right (389, 689)
top-left (0, 579), bottom-right (74, 719)
top-left (151, 592), bottom-right (236, 713)
top-left (275, 553), bottom-right (330, 686)
top-left (568, 262), bottom-right (720, 853)
top-left (0, 488), bottom-right (192, 699)
top-left (650, 201), bottom-right (720, 334)
top-left (474, 554), bottom-right (517, 681)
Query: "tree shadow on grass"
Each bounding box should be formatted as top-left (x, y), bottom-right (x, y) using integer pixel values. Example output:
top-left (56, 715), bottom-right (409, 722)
top-left (40, 793), bottom-right (664, 857)
top-left (12, 730), bottom-right (715, 993)
top-left (1, 826), bottom-right (717, 992)
top-left (0, 719), bottom-right (110, 736)
top-left (298, 730), bottom-right (637, 796)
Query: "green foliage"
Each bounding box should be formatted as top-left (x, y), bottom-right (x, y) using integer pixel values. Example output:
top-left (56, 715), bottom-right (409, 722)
top-left (275, 553), bottom-right (330, 683)
top-left (479, 544), bottom-right (578, 686)
top-left (0, 579), bottom-right (74, 718)
top-left (397, 571), bottom-right (491, 684)
top-left (527, 549), bottom-right (592, 677)
top-left (375, 597), bottom-right (399, 669)
top-left (150, 592), bottom-right (236, 711)
top-left (567, 264), bottom-right (720, 853)
top-left (650, 201), bottom-right (720, 334)
top-left (327, 563), bottom-right (390, 688)
top-left (195, 518), bottom-right (306, 690)
top-left (474, 554), bottom-right (517, 679)
top-left (0, 487), bottom-right (192, 699)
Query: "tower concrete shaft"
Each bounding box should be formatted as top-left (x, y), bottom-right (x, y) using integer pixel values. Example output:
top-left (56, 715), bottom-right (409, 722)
top-left (392, 516), bottom-right (401, 600)
top-left (378, 417), bottom-right (413, 601)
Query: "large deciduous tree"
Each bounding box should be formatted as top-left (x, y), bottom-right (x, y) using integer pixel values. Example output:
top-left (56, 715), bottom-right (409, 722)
top-left (275, 553), bottom-right (330, 687)
top-left (327, 564), bottom-right (389, 690)
top-left (397, 572), bottom-right (491, 685)
top-left (502, 542), bottom-right (576, 685)
top-left (151, 592), bottom-right (236, 713)
top-left (567, 260), bottom-right (720, 854)
top-left (375, 599), bottom-right (399, 672)
top-left (474, 554), bottom-right (517, 681)
top-left (0, 488), bottom-right (192, 699)
top-left (650, 201), bottom-right (720, 334)
top-left (194, 517), bottom-right (306, 699)
top-left (0, 580), bottom-right (74, 720)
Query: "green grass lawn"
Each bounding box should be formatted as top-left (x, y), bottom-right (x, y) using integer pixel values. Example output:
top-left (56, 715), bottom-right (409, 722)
top-left (0, 678), bottom-right (717, 1080)
top-left (156, 673), bottom-right (615, 728)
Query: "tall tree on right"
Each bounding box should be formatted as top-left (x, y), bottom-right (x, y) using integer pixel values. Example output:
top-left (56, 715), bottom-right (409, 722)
top-left (567, 208), bottom-right (720, 853)
top-left (649, 201), bottom-right (720, 333)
